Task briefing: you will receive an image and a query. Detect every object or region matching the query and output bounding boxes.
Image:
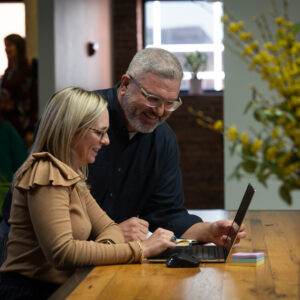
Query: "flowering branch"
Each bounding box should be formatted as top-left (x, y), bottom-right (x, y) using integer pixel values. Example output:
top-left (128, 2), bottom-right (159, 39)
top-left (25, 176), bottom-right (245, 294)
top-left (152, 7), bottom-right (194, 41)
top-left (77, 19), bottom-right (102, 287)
top-left (192, 0), bottom-right (300, 204)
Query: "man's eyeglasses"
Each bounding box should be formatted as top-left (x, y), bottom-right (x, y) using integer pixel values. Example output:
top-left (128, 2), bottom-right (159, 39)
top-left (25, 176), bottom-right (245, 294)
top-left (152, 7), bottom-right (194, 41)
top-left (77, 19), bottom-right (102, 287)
top-left (89, 127), bottom-right (108, 140)
top-left (129, 75), bottom-right (182, 112)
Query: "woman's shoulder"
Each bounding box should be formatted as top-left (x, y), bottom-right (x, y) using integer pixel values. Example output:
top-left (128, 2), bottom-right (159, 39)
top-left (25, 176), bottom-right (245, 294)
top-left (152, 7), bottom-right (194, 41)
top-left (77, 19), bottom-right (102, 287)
top-left (15, 152), bottom-right (81, 190)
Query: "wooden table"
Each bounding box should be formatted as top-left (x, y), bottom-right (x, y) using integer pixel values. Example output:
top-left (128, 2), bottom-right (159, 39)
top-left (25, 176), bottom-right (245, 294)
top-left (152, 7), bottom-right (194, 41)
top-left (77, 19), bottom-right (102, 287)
top-left (50, 210), bottom-right (300, 300)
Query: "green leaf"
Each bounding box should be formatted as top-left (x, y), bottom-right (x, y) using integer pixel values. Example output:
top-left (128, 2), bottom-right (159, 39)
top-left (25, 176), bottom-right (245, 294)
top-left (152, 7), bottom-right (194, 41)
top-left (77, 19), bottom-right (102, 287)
top-left (279, 185), bottom-right (292, 205)
top-left (253, 107), bottom-right (267, 124)
top-left (290, 23), bottom-right (300, 34)
top-left (229, 141), bottom-right (238, 156)
top-left (256, 166), bottom-right (270, 186)
top-left (244, 100), bottom-right (253, 114)
top-left (227, 164), bottom-right (242, 181)
top-left (241, 160), bottom-right (257, 173)
top-left (276, 33), bottom-right (284, 41)
top-left (252, 87), bottom-right (257, 101)
top-left (286, 112), bottom-right (296, 122)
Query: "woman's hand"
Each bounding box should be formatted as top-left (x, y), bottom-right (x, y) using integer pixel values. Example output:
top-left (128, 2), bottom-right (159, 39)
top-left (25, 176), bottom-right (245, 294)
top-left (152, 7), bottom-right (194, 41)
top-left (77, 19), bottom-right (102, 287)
top-left (140, 228), bottom-right (176, 258)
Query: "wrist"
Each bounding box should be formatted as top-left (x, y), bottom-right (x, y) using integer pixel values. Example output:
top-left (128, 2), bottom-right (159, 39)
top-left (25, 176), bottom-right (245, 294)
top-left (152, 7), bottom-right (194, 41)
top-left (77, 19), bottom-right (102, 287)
top-left (136, 241), bottom-right (145, 263)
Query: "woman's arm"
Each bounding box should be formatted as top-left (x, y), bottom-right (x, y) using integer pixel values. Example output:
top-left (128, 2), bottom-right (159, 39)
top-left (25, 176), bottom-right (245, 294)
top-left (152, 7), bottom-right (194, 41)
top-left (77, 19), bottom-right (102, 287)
top-left (84, 191), bottom-right (125, 244)
top-left (27, 186), bottom-right (141, 269)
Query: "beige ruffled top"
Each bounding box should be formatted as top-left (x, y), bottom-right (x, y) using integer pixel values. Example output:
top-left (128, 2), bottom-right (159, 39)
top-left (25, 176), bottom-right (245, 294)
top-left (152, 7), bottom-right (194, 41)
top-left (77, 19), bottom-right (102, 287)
top-left (0, 152), bottom-right (142, 284)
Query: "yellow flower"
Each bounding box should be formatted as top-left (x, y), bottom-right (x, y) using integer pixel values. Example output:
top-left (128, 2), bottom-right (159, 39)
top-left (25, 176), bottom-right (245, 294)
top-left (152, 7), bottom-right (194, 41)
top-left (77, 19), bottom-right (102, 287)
top-left (251, 139), bottom-right (264, 154)
top-left (290, 97), bottom-right (300, 106)
top-left (227, 126), bottom-right (238, 141)
top-left (239, 32), bottom-right (253, 40)
top-left (284, 21), bottom-right (293, 27)
top-left (243, 45), bottom-right (254, 56)
top-left (277, 27), bottom-right (286, 36)
top-left (277, 152), bottom-right (292, 168)
top-left (265, 145), bottom-right (279, 161)
top-left (275, 17), bottom-right (285, 25)
top-left (221, 14), bottom-right (229, 23)
top-left (251, 40), bottom-right (259, 51)
top-left (279, 140), bottom-right (285, 149)
top-left (272, 127), bottom-right (279, 140)
top-left (240, 132), bottom-right (249, 148)
top-left (296, 107), bottom-right (300, 118)
top-left (196, 110), bottom-right (204, 117)
top-left (278, 116), bottom-right (286, 125)
top-left (196, 119), bottom-right (205, 127)
top-left (284, 162), bottom-right (300, 175)
top-left (213, 120), bottom-right (224, 132)
top-left (263, 42), bottom-right (278, 52)
top-left (229, 21), bottom-right (244, 33)
top-left (277, 39), bottom-right (288, 48)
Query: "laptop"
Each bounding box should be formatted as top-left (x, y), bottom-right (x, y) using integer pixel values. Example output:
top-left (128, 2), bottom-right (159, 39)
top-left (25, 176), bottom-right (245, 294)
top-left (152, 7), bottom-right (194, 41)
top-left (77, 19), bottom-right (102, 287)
top-left (148, 183), bottom-right (255, 263)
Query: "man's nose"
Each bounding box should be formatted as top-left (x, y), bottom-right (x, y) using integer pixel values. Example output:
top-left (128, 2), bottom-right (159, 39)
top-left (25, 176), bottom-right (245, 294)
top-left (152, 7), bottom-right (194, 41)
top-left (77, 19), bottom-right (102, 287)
top-left (154, 102), bottom-right (166, 116)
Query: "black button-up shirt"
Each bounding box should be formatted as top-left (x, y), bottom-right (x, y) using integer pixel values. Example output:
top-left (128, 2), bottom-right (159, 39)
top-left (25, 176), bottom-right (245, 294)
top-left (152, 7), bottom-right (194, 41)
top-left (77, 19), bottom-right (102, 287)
top-left (88, 85), bottom-right (202, 236)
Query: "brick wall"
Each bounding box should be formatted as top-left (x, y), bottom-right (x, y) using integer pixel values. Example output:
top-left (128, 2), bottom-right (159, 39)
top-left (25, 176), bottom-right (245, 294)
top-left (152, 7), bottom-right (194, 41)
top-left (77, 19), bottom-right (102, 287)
top-left (167, 94), bottom-right (224, 209)
top-left (111, 0), bottom-right (143, 83)
top-left (111, 1), bottom-right (224, 209)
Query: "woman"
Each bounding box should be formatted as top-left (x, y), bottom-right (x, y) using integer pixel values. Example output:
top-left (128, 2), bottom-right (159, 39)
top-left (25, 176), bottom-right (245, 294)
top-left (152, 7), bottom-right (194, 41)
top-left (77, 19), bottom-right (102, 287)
top-left (0, 34), bottom-right (38, 147)
top-left (0, 87), bottom-right (176, 299)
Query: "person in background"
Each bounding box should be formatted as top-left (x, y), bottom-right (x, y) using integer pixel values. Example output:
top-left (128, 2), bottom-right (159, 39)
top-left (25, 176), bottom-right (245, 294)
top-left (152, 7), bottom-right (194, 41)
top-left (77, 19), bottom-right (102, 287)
top-left (0, 34), bottom-right (38, 148)
top-left (0, 86), bottom-right (176, 299)
top-left (0, 110), bottom-right (28, 223)
top-left (0, 113), bottom-right (28, 184)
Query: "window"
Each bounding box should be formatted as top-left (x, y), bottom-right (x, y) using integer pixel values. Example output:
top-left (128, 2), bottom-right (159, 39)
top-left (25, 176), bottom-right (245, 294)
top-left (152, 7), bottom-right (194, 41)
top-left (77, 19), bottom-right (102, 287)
top-left (0, 2), bottom-right (25, 76)
top-left (144, 0), bottom-right (224, 91)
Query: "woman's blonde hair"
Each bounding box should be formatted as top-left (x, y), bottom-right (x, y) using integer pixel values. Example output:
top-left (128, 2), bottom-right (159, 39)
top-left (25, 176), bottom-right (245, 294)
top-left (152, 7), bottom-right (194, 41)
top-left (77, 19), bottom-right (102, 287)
top-left (14, 86), bottom-right (107, 189)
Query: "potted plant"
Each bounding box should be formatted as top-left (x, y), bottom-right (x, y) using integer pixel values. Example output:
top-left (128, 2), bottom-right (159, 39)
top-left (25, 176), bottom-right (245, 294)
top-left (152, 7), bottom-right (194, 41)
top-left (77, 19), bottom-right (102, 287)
top-left (184, 51), bottom-right (208, 94)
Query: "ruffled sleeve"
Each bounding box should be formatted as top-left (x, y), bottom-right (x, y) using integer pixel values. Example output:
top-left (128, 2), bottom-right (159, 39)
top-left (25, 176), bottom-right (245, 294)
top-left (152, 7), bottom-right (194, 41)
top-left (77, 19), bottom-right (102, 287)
top-left (15, 152), bottom-right (81, 190)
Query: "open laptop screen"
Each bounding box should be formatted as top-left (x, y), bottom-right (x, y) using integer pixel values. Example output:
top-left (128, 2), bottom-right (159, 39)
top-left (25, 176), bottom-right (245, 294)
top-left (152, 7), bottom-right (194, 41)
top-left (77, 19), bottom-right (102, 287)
top-left (223, 183), bottom-right (255, 250)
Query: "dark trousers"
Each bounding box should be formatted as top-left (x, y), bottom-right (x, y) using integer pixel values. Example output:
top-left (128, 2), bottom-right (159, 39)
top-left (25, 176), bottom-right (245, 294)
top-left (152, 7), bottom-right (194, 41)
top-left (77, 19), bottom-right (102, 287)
top-left (0, 272), bottom-right (60, 300)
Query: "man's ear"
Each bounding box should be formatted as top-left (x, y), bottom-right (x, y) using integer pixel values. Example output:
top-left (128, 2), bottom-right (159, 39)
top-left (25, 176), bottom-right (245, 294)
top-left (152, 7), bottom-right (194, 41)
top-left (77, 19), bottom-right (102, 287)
top-left (120, 74), bottom-right (131, 95)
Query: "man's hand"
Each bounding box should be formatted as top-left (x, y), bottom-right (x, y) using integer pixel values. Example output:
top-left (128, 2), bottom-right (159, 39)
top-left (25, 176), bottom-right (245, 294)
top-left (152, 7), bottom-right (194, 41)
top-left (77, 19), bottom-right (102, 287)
top-left (208, 220), bottom-right (246, 247)
top-left (119, 217), bottom-right (149, 242)
top-left (181, 220), bottom-right (246, 246)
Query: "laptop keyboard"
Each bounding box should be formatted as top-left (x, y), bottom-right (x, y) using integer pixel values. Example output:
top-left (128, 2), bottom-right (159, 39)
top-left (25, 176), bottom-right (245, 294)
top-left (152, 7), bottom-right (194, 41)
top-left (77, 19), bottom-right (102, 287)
top-left (181, 245), bottom-right (226, 260)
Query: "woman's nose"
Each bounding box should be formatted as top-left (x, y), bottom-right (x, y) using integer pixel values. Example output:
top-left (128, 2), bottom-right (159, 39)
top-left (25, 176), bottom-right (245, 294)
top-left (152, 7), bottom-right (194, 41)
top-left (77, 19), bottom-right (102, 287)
top-left (101, 133), bottom-right (110, 146)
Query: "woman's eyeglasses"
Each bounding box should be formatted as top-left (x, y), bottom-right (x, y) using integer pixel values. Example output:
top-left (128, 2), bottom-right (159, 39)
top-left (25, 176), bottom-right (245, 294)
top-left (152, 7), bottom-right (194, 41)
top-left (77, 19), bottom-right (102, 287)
top-left (89, 127), bottom-right (108, 140)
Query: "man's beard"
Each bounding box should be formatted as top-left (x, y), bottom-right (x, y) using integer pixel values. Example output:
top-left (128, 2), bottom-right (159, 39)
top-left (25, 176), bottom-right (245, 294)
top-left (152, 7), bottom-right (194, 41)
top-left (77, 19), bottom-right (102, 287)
top-left (121, 93), bottom-right (169, 133)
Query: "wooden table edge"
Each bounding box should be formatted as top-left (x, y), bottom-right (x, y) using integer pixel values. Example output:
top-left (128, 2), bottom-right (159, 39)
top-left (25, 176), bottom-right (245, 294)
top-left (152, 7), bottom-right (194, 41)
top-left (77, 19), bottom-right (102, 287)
top-left (48, 266), bottom-right (94, 300)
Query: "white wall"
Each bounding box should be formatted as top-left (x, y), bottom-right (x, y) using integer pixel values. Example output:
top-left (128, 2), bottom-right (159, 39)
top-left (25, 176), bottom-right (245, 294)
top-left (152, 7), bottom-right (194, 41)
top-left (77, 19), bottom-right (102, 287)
top-left (224, 0), bottom-right (300, 210)
top-left (37, 0), bottom-right (112, 113)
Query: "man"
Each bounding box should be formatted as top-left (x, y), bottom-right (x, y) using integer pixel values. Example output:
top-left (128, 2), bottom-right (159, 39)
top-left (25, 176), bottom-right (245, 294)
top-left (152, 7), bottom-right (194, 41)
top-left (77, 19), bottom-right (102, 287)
top-left (88, 48), bottom-right (246, 244)
top-left (0, 48), bottom-right (245, 265)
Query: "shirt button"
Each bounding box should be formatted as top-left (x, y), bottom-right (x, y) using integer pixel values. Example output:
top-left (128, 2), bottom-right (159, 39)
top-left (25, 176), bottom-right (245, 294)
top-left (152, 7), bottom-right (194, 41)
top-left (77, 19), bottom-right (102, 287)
top-left (118, 168), bottom-right (121, 172)
top-left (110, 193), bottom-right (113, 197)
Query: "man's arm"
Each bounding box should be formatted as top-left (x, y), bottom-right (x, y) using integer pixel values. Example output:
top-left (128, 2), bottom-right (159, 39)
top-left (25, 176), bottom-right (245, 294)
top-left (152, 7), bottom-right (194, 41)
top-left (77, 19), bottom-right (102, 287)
top-left (181, 220), bottom-right (246, 245)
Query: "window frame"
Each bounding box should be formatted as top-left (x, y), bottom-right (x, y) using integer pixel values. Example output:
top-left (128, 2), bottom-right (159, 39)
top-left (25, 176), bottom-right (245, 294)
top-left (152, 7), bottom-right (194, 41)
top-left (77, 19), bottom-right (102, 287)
top-left (143, 0), bottom-right (224, 91)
